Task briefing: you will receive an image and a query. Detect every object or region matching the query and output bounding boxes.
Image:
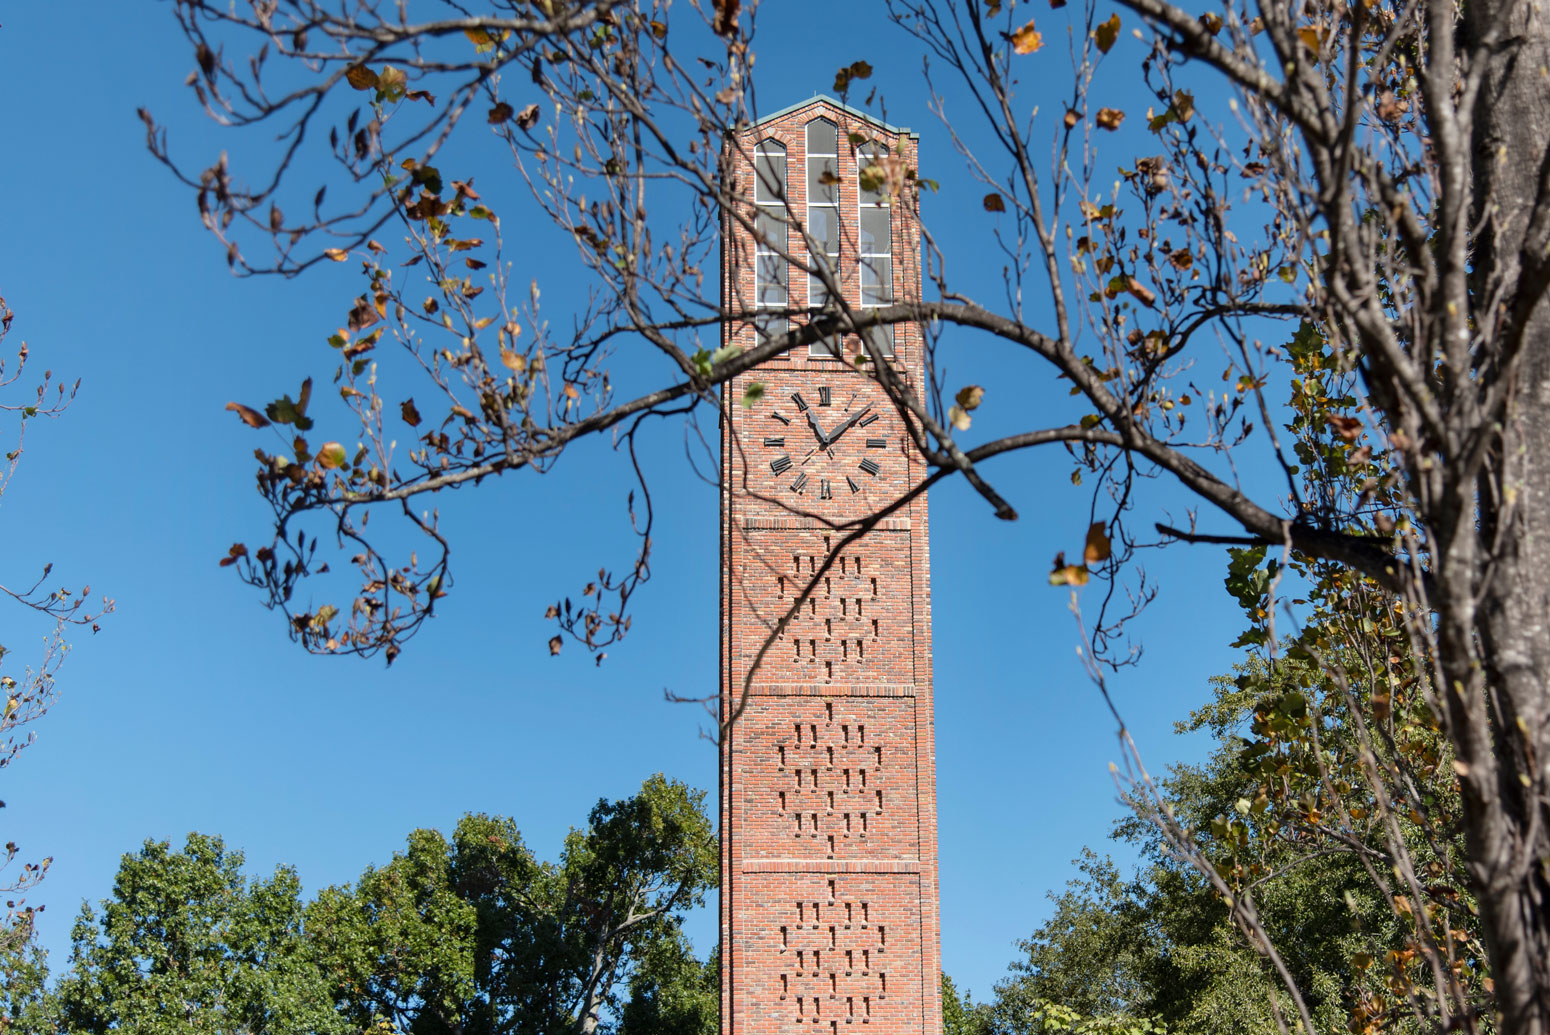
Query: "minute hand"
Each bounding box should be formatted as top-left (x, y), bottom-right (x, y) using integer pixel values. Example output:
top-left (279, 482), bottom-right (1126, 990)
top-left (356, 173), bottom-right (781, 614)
top-left (824, 405), bottom-right (873, 446)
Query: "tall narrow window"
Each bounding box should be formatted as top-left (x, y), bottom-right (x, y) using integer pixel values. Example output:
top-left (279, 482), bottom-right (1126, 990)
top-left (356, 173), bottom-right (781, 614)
top-left (753, 138), bottom-right (788, 344)
top-left (857, 141), bottom-right (895, 358)
top-left (806, 119), bottom-right (841, 356)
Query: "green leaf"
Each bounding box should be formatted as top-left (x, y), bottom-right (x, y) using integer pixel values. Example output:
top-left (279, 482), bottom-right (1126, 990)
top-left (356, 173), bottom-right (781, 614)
top-left (741, 382), bottom-right (765, 408)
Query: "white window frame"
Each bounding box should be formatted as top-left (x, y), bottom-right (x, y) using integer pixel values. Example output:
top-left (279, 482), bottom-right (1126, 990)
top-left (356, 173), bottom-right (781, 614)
top-left (753, 137), bottom-right (788, 346)
top-left (806, 119), bottom-right (842, 357)
top-left (857, 141), bottom-right (895, 359)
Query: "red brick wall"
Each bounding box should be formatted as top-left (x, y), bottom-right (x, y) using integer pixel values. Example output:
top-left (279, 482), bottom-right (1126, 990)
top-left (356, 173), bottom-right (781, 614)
top-left (720, 98), bottom-right (941, 1035)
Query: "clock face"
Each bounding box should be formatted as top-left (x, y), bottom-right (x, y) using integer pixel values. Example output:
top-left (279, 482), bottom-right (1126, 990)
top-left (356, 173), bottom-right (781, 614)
top-left (756, 382), bottom-right (892, 506)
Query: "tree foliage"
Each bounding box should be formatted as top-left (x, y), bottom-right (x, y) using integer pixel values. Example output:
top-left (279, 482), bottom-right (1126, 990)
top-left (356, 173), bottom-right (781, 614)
top-left (150, 0), bottom-right (1550, 1030)
top-left (27, 776), bottom-right (713, 1035)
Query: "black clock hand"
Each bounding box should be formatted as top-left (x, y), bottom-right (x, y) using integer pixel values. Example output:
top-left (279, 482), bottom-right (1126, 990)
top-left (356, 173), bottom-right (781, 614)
top-left (824, 404), bottom-right (873, 446)
top-left (805, 407), bottom-right (831, 447)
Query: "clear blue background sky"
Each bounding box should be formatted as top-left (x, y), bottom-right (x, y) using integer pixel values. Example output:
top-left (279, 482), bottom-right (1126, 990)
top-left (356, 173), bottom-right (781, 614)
top-left (0, 0), bottom-right (1253, 1001)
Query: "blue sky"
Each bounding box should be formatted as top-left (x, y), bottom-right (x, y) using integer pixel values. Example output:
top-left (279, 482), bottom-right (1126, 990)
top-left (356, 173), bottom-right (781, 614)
top-left (0, 0), bottom-right (1258, 1000)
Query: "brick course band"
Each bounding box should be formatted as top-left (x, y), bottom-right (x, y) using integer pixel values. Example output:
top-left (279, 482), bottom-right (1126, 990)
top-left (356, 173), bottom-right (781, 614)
top-left (742, 517), bottom-right (913, 531)
top-left (748, 684), bottom-right (918, 697)
top-left (741, 860), bottom-right (924, 874)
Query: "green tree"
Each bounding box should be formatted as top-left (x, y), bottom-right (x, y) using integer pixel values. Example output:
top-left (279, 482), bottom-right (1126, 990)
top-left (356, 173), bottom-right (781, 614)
top-left (308, 774), bottom-right (717, 1035)
top-left (53, 832), bottom-right (349, 1035)
top-left (942, 972), bottom-right (993, 1035)
top-left (615, 937), bottom-right (718, 1035)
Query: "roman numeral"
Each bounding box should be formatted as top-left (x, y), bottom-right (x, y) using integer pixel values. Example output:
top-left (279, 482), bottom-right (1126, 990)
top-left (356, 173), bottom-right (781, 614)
top-left (858, 413), bottom-right (879, 427)
top-left (791, 392), bottom-right (808, 412)
top-left (818, 386), bottom-right (832, 407)
top-left (764, 436), bottom-right (786, 447)
top-left (771, 411), bottom-right (791, 425)
top-left (846, 476), bottom-right (860, 494)
top-left (859, 458), bottom-right (881, 477)
top-left (770, 455), bottom-right (793, 474)
top-left (791, 472), bottom-right (809, 493)
top-left (866, 438), bottom-right (887, 449)
top-left (820, 479), bottom-right (833, 500)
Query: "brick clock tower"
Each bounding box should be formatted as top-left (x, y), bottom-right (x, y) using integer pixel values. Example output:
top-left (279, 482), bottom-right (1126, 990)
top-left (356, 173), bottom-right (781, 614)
top-left (720, 98), bottom-right (943, 1035)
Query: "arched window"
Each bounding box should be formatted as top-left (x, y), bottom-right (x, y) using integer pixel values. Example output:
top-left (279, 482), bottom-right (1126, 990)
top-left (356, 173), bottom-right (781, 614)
top-left (753, 138), bottom-right (788, 343)
top-left (857, 141), bottom-right (895, 357)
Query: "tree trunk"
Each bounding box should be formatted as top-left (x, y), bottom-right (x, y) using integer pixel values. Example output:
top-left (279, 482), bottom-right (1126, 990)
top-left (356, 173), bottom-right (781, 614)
top-left (1460, 1), bottom-right (1550, 1031)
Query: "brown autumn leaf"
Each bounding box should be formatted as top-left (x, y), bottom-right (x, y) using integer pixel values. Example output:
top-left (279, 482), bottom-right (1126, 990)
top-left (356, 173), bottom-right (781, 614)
top-left (488, 102), bottom-right (514, 124)
top-left (955, 384), bottom-right (986, 411)
top-left (1011, 21), bottom-right (1044, 53)
top-left (225, 402), bottom-right (271, 428)
top-left (983, 193), bottom-right (1007, 212)
top-left (549, 634), bottom-right (564, 655)
top-left (1125, 277), bottom-right (1156, 306)
top-left (516, 104), bottom-right (541, 130)
top-left (1049, 560), bottom-right (1091, 587)
top-left (219, 543), bottom-right (249, 567)
top-left (1199, 11), bottom-right (1223, 33)
top-left (1169, 248), bottom-right (1194, 269)
top-left (323, 247), bottom-right (349, 262)
top-left (316, 442), bottom-right (348, 469)
top-left (1084, 521), bottom-right (1112, 564)
top-left (345, 65), bottom-right (379, 90)
top-left (1093, 14), bottom-right (1121, 53)
top-left (1064, 108), bottom-right (1081, 128)
top-left (1095, 107), bottom-right (1125, 130)
top-left (401, 399), bottom-right (422, 427)
top-left (649, 19), bottom-right (667, 39)
top-left (714, 0), bottom-right (740, 38)
top-left (1329, 414), bottom-right (1365, 441)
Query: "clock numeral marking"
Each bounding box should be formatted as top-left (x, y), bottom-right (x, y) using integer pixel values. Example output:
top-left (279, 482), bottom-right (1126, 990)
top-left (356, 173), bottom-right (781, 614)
top-left (865, 438), bottom-right (887, 449)
top-left (857, 413), bottom-right (879, 427)
top-left (764, 436), bottom-right (786, 447)
top-left (818, 386), bottom-right (832, 407)
top-left (791, 392), bottom-right (809, 412)
top-left (771, 411), bottom-right (792, 425)
top-left (770, 455), bottom-right (793, 474)
top-left (846, 476), bottom-right (860, 494)
top-left (859, 458), bottom-right (881, 477)
top-left (820, 479), bottom-right (833, 500)
top-left (791, 472), bottom-right (809, 494)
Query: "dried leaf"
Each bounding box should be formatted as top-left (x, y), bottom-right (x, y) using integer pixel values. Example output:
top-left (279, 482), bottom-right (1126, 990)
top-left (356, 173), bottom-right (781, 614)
top-left (1011, 21), bottom-right (1044, 53)
top-left (713, 0), bottom-right (740, 37)
top-left (345, 65), bottom-right (378, 90)
top-left (225, 402), bottom-right (270, 428)
top-left (1095, 107), bottom-right (1125, 130)
top-left (955, 384), bottom-right (985, 411)
top-left (948, 404), bottom-right (972, 431)
top-left (1084, 521), bottom-right (1112, 564)
top-left (316, 442), bottom-right (348, 469)
top-left (488, 102), bottom-right (514, 124)
top-left (548, 634), bottom-right (564, 655)
top-left (516, 104), bottom-right (541, 130)
top-left (983, 193), bottom-right (1007, 212)
top-left (1329, 415), bottom-right (1364, 441)
top-left (401, 399), bottom-right (422, 426)
top-left (323, 247), bottom-right (349, 262)
top-left (1093, 14), bottom-right (1121, 53)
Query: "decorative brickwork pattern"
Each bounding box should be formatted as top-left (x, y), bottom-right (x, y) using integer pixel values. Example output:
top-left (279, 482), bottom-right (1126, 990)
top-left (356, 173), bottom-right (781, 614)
top-left (720, 97), bottom-right (941, 1035)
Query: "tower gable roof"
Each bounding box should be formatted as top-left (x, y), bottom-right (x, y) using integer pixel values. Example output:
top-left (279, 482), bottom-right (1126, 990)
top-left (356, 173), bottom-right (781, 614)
top-left (748, 94), bottom-right (918, 139)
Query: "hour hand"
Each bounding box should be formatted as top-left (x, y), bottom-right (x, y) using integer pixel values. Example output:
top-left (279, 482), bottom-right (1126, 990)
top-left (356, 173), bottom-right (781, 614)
top-left (805, 408), bottom-right (830, 446)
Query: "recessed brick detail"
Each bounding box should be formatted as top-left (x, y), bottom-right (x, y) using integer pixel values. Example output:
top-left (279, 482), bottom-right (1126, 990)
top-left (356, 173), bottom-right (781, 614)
top-left (721, 98), bottom-right (941, 1035)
